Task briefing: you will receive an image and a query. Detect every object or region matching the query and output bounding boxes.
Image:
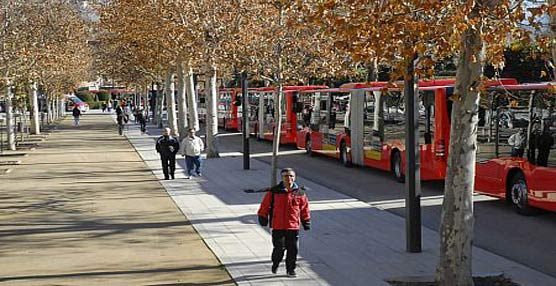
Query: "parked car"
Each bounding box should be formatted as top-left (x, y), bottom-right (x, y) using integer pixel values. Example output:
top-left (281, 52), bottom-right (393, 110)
top-left (65, 95), bottom-right (89, 112)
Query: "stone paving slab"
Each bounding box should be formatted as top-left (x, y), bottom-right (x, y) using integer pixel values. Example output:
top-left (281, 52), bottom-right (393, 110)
top-left (0, 113), bottom-right (233, 286)
top-left (125, 120), bottom-right (556, 286)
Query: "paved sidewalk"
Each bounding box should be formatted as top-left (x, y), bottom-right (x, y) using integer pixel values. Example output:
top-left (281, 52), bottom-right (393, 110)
top-left (126, 120), bottom-right (556, 286)
top-left (0, 112), bottom-right (233, 286)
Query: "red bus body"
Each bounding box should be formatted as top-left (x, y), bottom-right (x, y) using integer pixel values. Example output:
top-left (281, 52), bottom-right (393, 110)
top-left (474, 83), bottom-right (556, 212)
top-left (218, 88), bottom-right (241, 131)
top-left (218, 86), bottom-right (328, 145)
top-left (297, 78), bottom-right (518, 181)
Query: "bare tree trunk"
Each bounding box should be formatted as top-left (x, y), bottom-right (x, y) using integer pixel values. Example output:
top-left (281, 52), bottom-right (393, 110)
top-left (164, 70), bottom-right (178, 136)
top-left (186, 62), bottom-right (199, 131)
top-left (366, 57), bottom-right (379, 82)
top-left (436, 2), bottom-right (486, 286)
top-left (45, 95), bottom-right (52, 124)
top-left (176, 61), bottom-right (189, 140)
top-left (270, 6), bottom-right (285, 186)
top-left (57, 97), bottom-right (63, 119)
top-left (156, 83), bottom-right (164, 128)
top-left (143, 84), bottom-right (149, 116)
top-left (205, 62), bottom-right (219, 158)
top-left (5, 83), bottom-right (16, 150)
top-left (30, 83), bottom-right (40, 135)
top-left (54, 97), bottom-right (58, 120)
top-left (271, 83), bottom-right (283, 186)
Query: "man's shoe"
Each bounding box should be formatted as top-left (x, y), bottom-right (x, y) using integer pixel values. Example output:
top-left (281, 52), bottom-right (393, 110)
top-left (287, 270), bottom-right (296, 277)
top-left (197, 173), bottom-right (202, 177)
top-left (271, 264), bottom-right (278, 274)
top-left (164, 177), bottom-right (170, 180)
top-left (170, 175), bottom-right (175, 180)
top-left (185, 176), bottom-right (191, 179)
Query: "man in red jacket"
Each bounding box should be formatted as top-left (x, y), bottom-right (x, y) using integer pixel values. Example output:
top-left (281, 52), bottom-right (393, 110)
top-left (257, 168), bottom-right (311, 277)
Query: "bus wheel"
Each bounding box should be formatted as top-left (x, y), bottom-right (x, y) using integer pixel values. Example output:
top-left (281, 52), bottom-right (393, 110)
top-left (306, 136), bottom-right (313, 156)
top-left (340, 142), bottom-right (351, 167)
top-left (392, 151), bottom-right (405, 183)
top-left (509, 172), bottom-right (538, 215)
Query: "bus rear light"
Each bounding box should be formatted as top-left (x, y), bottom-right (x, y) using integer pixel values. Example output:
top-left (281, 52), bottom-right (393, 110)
top-left (435, 140), bottom-right (446, 158)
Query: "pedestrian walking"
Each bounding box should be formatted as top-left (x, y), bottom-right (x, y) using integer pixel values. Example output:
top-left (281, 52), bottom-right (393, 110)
top-left (107, 101), bottom-right (112, 112)
top-left (179, 128), bottom-right (204, 179)
top-left (508, 128), bottom-right (526, 157)
top-left (257, 168), bottom-right (311, 277)
top-left (115, 104), bottom-right (123, 116)
top-left (116, 112), bottom-right (128, 135)
top-left (72, 106), bottom-right (81, 127)
top-left (102, 102), bottom-right (107, 112)
top-left (156, 128), bottom-right (180, 180)
top-left (136, 109), bottom-right (147, 134)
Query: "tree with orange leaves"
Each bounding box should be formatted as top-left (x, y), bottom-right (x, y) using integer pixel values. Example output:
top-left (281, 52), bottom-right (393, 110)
top-left (306, 1), bottom-right (527, 285)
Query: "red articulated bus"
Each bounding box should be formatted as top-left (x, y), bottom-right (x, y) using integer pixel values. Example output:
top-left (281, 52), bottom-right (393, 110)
top-left (297, 78), bottom-right (518, 182)
top-left (474, 82), bottom-right (556, 214)
top-left (237, 85), bottom-right (328, 144)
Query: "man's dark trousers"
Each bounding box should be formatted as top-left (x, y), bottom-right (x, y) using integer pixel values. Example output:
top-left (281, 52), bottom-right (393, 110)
top-left (271, 229), bottom-right (299, 272)
top-left (161, 155), bottom-right (176, 179)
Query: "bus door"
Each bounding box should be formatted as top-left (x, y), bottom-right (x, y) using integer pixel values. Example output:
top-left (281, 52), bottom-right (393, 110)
top-left (261, 92), bottom-right (276, 139)
top-left (283, 91), bottom-right (297, 142)
top-left (217, 91), bottom-right (232, 129)
top-left (362, 90), bottom-right (381, 165)
top-left (332, 92), bottom-right (350, 150)
top-left (295, 91), bottom-right (314, 129)
top-left (309, 92), bottom-right (328, 152)
top-left (523, 90), bottom-right (556, 209)
top-left (246, 91), bottom-right (260, 135)
top-left (418, 89), bottom-right (441, 179)
top-left (381, 89), bottom-right (406, 170)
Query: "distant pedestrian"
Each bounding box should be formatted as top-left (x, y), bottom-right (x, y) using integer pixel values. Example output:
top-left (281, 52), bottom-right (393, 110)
top-left (107, 101), bottom-right (112, 112)
top-left (257, 168), bottom-right (311, 277)
top-left (508, 128), bottom-right (526, 157)
top-left (179, 128), bottom-right (204, 179)
top-left (116, 112), bottom-right (128, 135)
top-left (102, 102), bottom-right (107, 112)
top-left (136, 109), bottom-right (147, 134)
top-left (156, 128), bottom-right (180, 180)
top-left (72, 106), bottom-right (81, 126)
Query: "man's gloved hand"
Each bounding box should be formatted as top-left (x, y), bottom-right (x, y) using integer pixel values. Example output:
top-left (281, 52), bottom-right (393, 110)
top-left (258, 216), bottom-right (269, 226)
top-left (302, 220), bottom-right (311, 231)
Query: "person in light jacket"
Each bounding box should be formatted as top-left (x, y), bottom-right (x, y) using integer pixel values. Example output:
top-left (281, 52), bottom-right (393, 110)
top-left (180, 128), bottom-right (204, 179)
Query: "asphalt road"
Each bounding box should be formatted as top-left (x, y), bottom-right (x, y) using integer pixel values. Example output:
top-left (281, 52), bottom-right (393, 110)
top-left (217, 131), bottom-right (556, 279)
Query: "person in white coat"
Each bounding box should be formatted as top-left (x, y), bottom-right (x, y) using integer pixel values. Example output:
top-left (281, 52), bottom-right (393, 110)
top-left (180, 128), bottom-right (205, 179)
top-left (508, 128), bottom-right (526, 157)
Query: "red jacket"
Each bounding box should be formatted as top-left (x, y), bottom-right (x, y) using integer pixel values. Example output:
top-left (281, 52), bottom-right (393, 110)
top-left (258, 182), bottom-right (310, 230)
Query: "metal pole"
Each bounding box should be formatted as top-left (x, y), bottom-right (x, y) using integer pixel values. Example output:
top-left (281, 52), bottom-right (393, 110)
top-left (404, 56), bottom-right (422, 253)
top-left (242, 71), bottom-right (250, 170)
top-left (495, 106), bottom-right (500, 158)
top-left (1, 116), bottom-right (4, 153)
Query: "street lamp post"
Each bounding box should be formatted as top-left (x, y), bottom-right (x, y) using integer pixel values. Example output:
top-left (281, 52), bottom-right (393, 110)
top-left (242, 71), bottom-right (250, 170)
top-left (405, 56), bottom-right (422, 253)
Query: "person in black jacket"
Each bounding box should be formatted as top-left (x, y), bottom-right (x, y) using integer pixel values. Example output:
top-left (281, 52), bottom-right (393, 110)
top-left (537, 125), bottom-right (554, 167)
top-left (136, 109), bottom-right (147, 134)
top-left (72, 106), bottom-right (81, 127)
top-left (156, 128), bottom-right (180, 180)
